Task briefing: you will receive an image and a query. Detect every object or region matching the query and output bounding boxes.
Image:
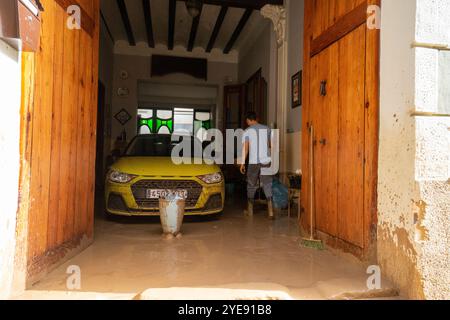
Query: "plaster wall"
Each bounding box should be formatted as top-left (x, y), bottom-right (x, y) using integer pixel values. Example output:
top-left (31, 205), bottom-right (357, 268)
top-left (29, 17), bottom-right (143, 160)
top-left (378, 0), bottom-right (450, 300)
top-left (412, 0), bottom-right (450, 300)
top-left (0, 40), bottom-right (21, 299)
top-left (99, 23), bottom-right (115, 167)
top-left (285, 0), bottom-right (304, 173)
top-left (286, 0), bottom-right (304, 134)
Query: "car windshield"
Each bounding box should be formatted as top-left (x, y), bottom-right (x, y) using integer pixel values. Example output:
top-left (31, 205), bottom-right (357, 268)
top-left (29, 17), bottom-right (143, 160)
top-left (124, 135), bottom-right (205, 158)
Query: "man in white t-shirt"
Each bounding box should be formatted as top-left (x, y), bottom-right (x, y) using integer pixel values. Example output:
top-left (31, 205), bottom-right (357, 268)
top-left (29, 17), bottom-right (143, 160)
top-left (240, 111), bottom-right (274, 220)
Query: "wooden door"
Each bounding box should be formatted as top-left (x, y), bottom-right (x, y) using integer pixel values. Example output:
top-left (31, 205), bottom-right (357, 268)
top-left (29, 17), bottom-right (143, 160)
top-left (310, 6), bottom-right (366, 247)
top-left (223, 85), bottom-right (246, 183)
top-left (245, 69), bottom-right (267, 124)
top-left (337, 25), bottom-right (366, 248)
top-left (20, 0), bottom-right (100, 284)
top-left (310, 43), bottom-right (339, 237)
top-left (302, 0), bottom-right (380, 260)
top-left (224, 85), bottom-right (245, 131)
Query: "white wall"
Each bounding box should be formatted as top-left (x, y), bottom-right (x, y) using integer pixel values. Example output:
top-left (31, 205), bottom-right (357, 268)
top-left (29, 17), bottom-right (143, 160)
top-left (0, 40), bottom-right (21, 299)
top-left (378, 0), bottom-right (450, 299)
top-left (238, 22), bottom-right (271, 83)
top-left (238, 22), bottom-right (277, 126)
top-left (99, 25), bottom-right (114, 106)
top-left (286, 0), bottom-right (304, 133)
top-left (413, 0), bottom-right (450, 300)
top-left (285, 0), bottom-right (304, 173)
top-left (99, 23), bottom-right (115, 166)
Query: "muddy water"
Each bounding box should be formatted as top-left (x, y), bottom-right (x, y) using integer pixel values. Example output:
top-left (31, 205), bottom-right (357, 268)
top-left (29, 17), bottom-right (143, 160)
top-left (30, 203), bottom-right (385, 299)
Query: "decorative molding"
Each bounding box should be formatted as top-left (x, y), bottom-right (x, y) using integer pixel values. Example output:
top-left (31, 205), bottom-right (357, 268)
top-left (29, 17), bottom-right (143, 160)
top-left (260, 4), bottom-right (286, 47)
top-left (260, 4), bottom-right (288, 174)
top-left (114, 41), bottom-right (239, 64)
top-left (114, 108), bottom-right (132, 126)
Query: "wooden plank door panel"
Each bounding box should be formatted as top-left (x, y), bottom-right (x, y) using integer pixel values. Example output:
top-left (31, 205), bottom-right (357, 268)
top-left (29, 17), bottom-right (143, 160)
top-left (313, 0), bottom-right (367, 41)
top-left (27, 0), bottom-right (56, 260)
top-left (58, 3), bottom-right (80, 244)
top-left (47, 2), bottom-right (65, 250)
top-left (302, 0), bottom-right (379, 260)
top-left (331, 0), bottom-right (367, 24)
top-left (24, 0), bottom-right (100, 282)
top-left (310, 42), bottom-right (339, 237)
top-left (337, 24), bottom-right (366, 248)
top-left (312, 0), bottom-right (331, 39)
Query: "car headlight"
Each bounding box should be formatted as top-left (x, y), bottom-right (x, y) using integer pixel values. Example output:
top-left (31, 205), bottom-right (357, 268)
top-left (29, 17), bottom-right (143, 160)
top-left (197, 173), bottom-right (223, 184)
top-left (108, 170), bottom-right (137, 184)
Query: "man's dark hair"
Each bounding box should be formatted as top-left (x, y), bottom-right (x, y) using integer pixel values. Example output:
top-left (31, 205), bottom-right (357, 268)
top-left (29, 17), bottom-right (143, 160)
top-left (245, 111), bottom-right (258, 121)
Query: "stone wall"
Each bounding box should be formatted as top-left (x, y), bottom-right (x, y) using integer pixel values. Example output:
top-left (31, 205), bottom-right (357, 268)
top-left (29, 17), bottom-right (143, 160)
top-left (378, 0), bottom-right (450, 300)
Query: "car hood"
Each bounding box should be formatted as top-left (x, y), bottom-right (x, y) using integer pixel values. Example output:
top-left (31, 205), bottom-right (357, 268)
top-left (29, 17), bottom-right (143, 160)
top-left (110, 157), bottom-right (221, 177)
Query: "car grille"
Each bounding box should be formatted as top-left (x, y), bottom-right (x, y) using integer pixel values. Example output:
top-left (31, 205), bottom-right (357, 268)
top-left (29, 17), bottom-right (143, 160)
top-left (131, 179), bottom-right (203, 209)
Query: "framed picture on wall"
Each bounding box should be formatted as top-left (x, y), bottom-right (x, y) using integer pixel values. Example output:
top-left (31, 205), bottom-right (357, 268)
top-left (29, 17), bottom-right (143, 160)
top-left (292, 71), bottom-right (302, 108)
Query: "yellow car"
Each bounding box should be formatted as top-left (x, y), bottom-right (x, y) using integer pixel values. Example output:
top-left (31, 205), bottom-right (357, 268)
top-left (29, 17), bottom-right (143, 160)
top-left (105, 134), bottom-right (225, 217)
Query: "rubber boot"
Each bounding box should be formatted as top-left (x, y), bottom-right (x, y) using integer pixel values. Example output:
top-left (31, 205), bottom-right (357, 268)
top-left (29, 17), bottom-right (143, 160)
top-left (245, 200), bottom-right (254, 217)
top-left (267, 198), bottom-right (275, 220)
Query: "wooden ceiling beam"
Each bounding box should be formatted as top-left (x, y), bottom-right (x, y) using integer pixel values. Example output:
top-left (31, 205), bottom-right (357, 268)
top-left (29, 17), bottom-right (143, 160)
top-left (142, 0), bottom-right (155, 48)
top-left (168, 0), bottom-right (177, 50)
top-left (224, 8), bottom-right (252, 54)
top-left (100, 10), bottom-right (115, 44)
top-left (179, 0), bottom-right (283, 10)
top-left (116, 0), bottom-right (136, 46)
top-left (187, 6), bottom-right (203, 51)
top-left (206, 6), bottom-right (228, 53)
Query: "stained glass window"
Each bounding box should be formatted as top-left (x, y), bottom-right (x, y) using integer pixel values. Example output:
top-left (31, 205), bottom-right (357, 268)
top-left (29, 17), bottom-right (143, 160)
top-left (156, 110), bottom-right (174, 134)
top-left (137, 108), bottom-right (212, 137)
top-left (195, 111), bottom-right (212, 141)
top-left (138, 109), bottom-right (153, 134)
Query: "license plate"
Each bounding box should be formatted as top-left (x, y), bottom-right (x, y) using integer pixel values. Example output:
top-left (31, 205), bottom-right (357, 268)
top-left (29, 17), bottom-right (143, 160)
top-left (146, 189), bottom-right (188, 199)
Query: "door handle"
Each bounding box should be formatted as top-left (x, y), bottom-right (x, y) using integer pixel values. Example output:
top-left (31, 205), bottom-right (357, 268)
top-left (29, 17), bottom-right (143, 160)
top-left (320, 80), bottom-right (327, 96)
top-left (319, 138), bottom-right (327, 146)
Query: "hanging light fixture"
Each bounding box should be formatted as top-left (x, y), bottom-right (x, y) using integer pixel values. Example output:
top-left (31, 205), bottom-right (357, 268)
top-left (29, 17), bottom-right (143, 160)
top-left (186, 0), bottom-right (203, 18)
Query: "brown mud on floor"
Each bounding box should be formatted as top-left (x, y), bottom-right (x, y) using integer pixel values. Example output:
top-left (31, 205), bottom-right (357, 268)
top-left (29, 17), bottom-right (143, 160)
top-left (25, 203), bottom-right (398, 300)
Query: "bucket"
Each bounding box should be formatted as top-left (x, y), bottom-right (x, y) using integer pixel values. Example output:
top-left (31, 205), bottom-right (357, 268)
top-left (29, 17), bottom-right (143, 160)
top-left (159, 195), bottom-right (186, 236)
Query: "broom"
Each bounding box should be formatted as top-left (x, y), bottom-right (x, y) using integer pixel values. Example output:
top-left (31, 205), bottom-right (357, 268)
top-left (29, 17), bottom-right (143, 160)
top-left (300, 125), bottom-right (324, 250)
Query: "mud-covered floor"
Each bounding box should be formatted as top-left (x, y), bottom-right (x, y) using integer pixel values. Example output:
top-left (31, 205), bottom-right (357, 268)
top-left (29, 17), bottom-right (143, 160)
top-left (25, 198), bottom-right (398, 300)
